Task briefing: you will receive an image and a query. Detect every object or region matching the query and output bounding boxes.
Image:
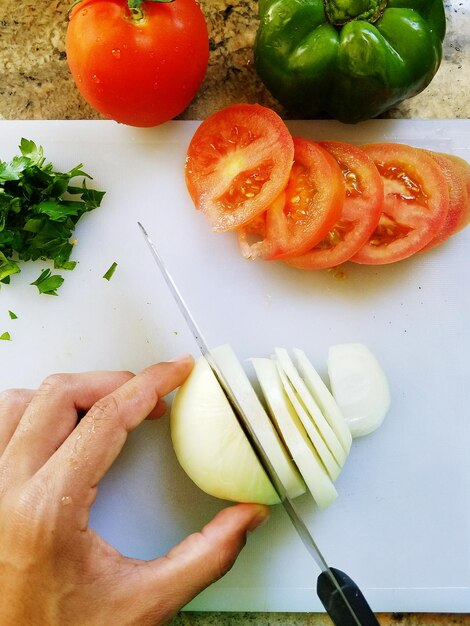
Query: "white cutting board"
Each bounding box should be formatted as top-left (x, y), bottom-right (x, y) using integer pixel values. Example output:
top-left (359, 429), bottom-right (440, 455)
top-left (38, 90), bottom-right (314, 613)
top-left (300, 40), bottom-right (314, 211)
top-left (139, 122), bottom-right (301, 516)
top-left (1, 119), bottom-right (469, 613)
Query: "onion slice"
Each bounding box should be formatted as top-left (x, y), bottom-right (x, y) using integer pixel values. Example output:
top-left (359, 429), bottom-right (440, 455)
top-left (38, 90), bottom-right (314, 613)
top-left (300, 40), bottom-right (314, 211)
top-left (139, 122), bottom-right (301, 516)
top-left (210, 344), bottom-right (306, 499)
top-left (275, 347), bottom-right (348, 467)
top-left (328, 343), bottom-right (391, 438)
top-left (274, 357), bottom-right (341, 481)
top-left (251, 357), bottom-right (338, 510)
top-left (293, 348), bottom-right (352, 453)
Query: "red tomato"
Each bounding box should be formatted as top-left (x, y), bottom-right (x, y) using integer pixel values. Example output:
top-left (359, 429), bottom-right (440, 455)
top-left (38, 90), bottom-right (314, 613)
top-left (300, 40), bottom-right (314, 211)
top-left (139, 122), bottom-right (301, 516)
top-left (185, 104), bottom-right (294, 231)
top-left (238, 138), bottom-right (345, 260)
top-left (352, 143), bottom-right (449, 265)
top-left (423, 151), bottom-right (469, 250)
top-left (66, 0), bottom-right (209, 127)
top-left (285, 141), bottom-right (384, 270)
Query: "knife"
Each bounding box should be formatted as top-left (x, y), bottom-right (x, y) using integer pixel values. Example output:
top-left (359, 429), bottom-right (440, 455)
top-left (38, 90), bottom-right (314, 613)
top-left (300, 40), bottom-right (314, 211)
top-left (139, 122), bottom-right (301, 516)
top-left (138, 221), bottom-right (380, 626)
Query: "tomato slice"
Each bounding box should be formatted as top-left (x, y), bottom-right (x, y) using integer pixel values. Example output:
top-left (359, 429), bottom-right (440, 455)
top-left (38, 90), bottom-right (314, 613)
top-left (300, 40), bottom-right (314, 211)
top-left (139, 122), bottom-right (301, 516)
top-left (439, 153), bottom-right (470, 232)
top-left (285, 141), bottom-right (384, 270)
top-left (422, 151), bottom-right (470, 250)
top-left (185, 104), bottom-right (294, 231)
top-left (351, 143), bottom-right (449, 265)
top-left (237, 138), bottom-right (345, 260)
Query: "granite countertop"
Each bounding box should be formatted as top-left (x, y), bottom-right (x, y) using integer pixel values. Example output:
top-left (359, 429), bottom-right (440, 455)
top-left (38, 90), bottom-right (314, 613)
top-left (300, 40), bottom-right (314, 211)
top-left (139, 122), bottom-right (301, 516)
top-left (1, 1), bottom-right (469, 625)
top-left (1, 0), bottom-right (469, 121)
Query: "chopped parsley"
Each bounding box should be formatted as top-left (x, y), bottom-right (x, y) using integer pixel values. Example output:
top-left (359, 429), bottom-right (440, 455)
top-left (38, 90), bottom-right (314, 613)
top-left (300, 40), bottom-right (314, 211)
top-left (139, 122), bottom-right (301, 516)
top-left (103, 261), bottom-right (118, 281)
top-left (0, 138), bottom-right (105, 294)
top-left (8, 310), bottom-right (17, 319)
top-left (0, 331), bottom-right (11, 341)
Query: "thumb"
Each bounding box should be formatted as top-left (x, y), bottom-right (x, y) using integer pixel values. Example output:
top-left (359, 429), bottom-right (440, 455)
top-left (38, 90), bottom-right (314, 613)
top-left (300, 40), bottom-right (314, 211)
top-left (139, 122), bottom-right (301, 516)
top-left (144, 503), bottom-right (270, 619)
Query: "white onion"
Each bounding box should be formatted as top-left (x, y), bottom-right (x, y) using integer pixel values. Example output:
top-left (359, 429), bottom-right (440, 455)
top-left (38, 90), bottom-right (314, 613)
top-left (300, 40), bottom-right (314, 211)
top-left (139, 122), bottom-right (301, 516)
top-left (171, 356), bottom-right (281, 505)
top-left (170, 342), bottom-right (388, 509)
top-left (328, 343), bottom-right (391, 438)
top-left (275, 347), bottom-right (347, 469)
top-left (251, 357), bottom-right (338, 510)
top-left (210, 344), bottom-right (306, 499)
top-left (293, 347), bottom-right (353, 453)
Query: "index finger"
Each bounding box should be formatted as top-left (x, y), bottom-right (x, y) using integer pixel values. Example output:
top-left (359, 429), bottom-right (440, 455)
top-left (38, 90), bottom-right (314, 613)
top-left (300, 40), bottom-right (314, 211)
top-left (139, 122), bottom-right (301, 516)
top-left (37, 356), bottom-right (194, 507)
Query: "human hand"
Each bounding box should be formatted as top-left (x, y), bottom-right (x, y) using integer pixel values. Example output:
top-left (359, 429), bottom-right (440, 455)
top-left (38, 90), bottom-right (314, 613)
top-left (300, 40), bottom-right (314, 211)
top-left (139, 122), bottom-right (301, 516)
top-left (0, 356), bottom-right (270, 626)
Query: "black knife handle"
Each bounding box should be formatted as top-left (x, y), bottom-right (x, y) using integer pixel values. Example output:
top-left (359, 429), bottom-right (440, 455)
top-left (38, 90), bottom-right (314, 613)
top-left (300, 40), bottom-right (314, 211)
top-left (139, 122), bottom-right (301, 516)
top-left (317, 567), bottom-right (380, 626)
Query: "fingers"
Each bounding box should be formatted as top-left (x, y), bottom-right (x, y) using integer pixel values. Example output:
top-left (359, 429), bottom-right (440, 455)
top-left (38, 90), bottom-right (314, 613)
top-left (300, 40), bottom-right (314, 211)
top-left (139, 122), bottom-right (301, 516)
top-left (148, 397), bottom-right (167, 420)
top-left (40, 356), bottom-right (194, 504)
top-left (1, 371), bottom-right (136, 486)
top-left (135, 503), bottom-right (271, 622)
top-left (0, 389), bottom-right (34, 455)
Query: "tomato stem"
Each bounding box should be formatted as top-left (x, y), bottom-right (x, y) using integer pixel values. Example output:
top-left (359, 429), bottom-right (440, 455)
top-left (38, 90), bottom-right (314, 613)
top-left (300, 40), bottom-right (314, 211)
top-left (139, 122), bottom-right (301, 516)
top-left (127, 0), bottom-right (175, 11)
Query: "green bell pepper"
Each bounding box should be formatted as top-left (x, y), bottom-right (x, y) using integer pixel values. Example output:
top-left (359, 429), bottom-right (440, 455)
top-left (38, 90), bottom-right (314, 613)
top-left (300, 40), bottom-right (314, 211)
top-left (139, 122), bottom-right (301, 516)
top-left (254, 0), bottom-right (446, 123)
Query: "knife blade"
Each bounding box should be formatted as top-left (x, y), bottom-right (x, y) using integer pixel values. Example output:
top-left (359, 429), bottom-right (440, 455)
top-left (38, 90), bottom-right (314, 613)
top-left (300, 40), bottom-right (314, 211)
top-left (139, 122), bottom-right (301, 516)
top-left (138, 221), bottom-right (380, 626)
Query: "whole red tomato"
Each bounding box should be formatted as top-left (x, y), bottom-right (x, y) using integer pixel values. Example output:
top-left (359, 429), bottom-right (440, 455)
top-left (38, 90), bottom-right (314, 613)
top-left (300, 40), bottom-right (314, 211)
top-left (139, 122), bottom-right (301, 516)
top-left (66, 0), bottom-right (209, 127)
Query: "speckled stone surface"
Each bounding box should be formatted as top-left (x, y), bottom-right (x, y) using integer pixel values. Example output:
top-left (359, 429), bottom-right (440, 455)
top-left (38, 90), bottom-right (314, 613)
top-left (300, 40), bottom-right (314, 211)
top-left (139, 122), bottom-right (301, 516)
top-left (171, 613), bottom-right (470, 626)
top-left (169, 614), bottom-right (470, 626)
top-left (1, 1), bottom-right (469, 624)
top-left (0, 0), bottom-right (469, 122)
top-left (169, 614), bottom-right (470, 625)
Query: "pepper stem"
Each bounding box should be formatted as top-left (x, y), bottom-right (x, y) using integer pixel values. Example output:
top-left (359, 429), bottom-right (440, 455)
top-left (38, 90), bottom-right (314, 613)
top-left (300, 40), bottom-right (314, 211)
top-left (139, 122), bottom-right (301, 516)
top-left (324, 0), bottom-right (387, 26)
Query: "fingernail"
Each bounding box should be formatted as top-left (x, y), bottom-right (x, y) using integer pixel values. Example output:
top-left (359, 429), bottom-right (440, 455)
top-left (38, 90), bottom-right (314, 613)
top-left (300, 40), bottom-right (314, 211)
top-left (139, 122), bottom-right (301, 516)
top-left (248, 506), bottom-right (271, 532)
top-left (169, 353), bottom-right (193, 363)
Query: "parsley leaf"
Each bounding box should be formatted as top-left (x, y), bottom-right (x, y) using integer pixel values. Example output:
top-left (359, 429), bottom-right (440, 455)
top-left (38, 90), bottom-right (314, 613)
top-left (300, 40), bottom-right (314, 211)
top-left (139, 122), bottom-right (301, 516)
top-left (0, 331), bottom-right (11, 341)
top-left (0, 251), bottom-right (20, 282)
top-left (8, 310), bottom-right (18, 319)
top-left (0, 139), bottom-right (105, 295)
top-left (31, 268), bottom-right (64, 296)
top-left (19, 138), bottom-right (44, 165)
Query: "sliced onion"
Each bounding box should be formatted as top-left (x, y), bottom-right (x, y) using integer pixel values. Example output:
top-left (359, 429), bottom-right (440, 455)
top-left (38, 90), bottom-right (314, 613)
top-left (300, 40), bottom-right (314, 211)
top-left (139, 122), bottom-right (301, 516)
top-left (251, 357), bottom-right (338, 510)
top-left (170, 342), bottom-right (387, 509)
top-left (293, 347), bottom-right (352, 453)
top-left (210, 344), bottom-right (306, 499)
top-left (274, 357), bottom-right (341, 481)
top-left (275, 347), bottom-right (347, 468)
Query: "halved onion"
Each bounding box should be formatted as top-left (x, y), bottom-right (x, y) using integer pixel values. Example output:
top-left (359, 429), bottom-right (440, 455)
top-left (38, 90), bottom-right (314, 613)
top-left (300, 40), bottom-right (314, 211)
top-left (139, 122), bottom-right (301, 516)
top-left (328, 343), bottom-right (391, 438)
top-left (171, 356), bottom-right (281, 505)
